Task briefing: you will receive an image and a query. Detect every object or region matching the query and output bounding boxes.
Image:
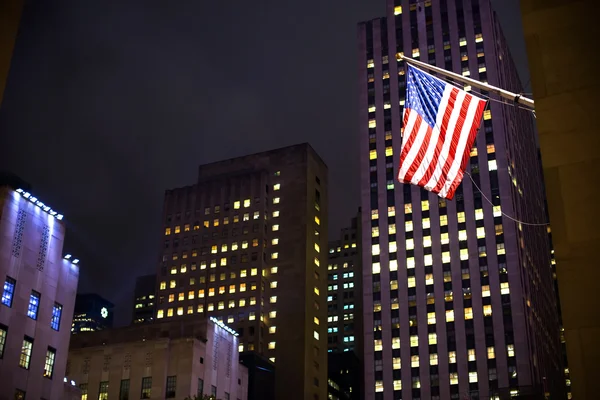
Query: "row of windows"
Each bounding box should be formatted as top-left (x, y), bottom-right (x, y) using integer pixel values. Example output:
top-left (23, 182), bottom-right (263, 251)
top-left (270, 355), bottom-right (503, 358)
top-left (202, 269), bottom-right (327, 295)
top-left (164, 291), bottom-right (277, 305)
top-left (2, 277), bottom-right (63, 330)
top-left (160, 267), bottom-right (278, 289)
top-left (0, 327), bottom-right (56, 378)
top-left (79, 377), bottom-right (226, 400)
top-left (165, 208), bottom-right (284, 235)
top-left (157, 307), bottom-right (278, 320)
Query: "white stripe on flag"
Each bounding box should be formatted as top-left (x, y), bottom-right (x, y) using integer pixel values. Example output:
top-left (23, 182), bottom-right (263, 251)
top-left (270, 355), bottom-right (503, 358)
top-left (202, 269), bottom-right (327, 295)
top-left (398, 116), bottom-right (429, 180)
top-left (398, 111), bottom-right (419, 180)
top-left (409, 85), bottom-right (454, 186)
top-left (439, 97), bottom-right (482, 198)
top-left (424, 90), bottom-right (467, 191)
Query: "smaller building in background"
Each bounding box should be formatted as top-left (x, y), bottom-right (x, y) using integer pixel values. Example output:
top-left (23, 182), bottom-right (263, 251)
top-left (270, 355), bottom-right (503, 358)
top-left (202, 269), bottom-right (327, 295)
top-left (132, 274), bottom-right (156, 324)
top-left (327, 209), bottom-right (362, 355)
top-left (239, 353), bottom-right (275, 400)
top-left (327, 352), bottom-right (362, 400)
top-left (71, 293), bottom-right (114, 333)
top-left (67, 318), bottom-right (248, 400)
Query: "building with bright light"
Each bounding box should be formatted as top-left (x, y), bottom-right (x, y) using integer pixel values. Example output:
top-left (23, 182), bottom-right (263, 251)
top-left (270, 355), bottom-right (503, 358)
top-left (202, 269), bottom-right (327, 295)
top-left (66, 318), bottom-right (248, 400)
top-left (132, 274), bottom-right (156, 324)
top-left (71, 293), bottom-right (114, 334)
top-left (154, 143), bottom-right (329, 400)
top-left (0, 172), bottom-right (79, 400)
top-left (357, 1), bottom-right (565, 399)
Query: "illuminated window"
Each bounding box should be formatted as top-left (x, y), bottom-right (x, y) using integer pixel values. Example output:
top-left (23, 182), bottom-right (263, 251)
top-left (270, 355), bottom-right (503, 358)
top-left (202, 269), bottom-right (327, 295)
top-left (410, 335), bottom-right (418, 347)
top-left (269, 311), bottom-right (277, 318)
top-left (249, 312), bottom-right (256, 320)
top-left (174, 226), bottom-right (181, 234)
top-left (167, 308), bottom-right (174, 317)
top-left (157, 309), bottom-right (164, 319)
top-left (313, 286), bottom-right (319, 295)
top-left (271, 281), bottom-right (278, 289)
top-left (475, 33), bottom-right (483, 42)
top-left (446, 310), bottom-right (455, 322)
top-left (507, 344), bottom-right (515, 357)
top-left (405, 204), bottom-right (412, 214)
top-left (394, 5), bottom-right (402, 15)
top-left (314, 331), bottom-right (319, 340)
top-left (268, 341), bottom-right (276, 350)
top-left (440, 215), bottom-right (448, 226)
top-left (234, 201), bottom-right (241, 209)
top-left (460, 248), bottom-right (468, 260)
top-left (375, 381), bottom-right (383, 393)
top-left (430, 353), bottom-right (438, 365)
top-left (371, 244), bottom-right (380, 256)
top-left (427, 312), bottom-right (436, 325)
top-left (393, 357), bottom-right (401, 369)
top-left (177, 307), bottom-right (183, 316)
top-left (476, 227), bottom-right (486, 239)
top-left (464, 307), bottom-right (474, 320)
top-left (369, 150), bottom-right (377, 160)
top-left (423, 236), bottom-right (432, 247)
top-left (406, 238), bottom-right (414, 250)
top-left (411, 355), bottom-right (419, 368)
top-left (469, 371), bottom-right (478, 383)
top-left (273, 183), bottom-right (281, 191)
top-left (467, 348), bottom-right (477, 361)
top-left (428, 333), bottom-right (437, 345)
top-left (421, 200), bottom-right (429, 211)
top-left (159, 281), bottom-right (166, 290)
top-left (405, 221), bottom-right (413, 232)
top-left (271, 252), bottom-right (279, 260)
top-left (269, 326), bottom-right (276, 334)
top-left (484, 110), bottom-right (492, 120)
top-left (389, 260), bottom-right (398, 271)
top-left (501, 282), bottom-right (510, 294)
top-left (271, 266), bottom-right (278, 274)
top-left (391, 337), bottom-right (400, 349)
top-left (407, 276), bottom-right (416, 288)
top-left (425, 274), bottom-right (434, 285)
top-left (165, 228), bottom-right (171, 235)
top-left (449, 351), bottom-right (457, 363)
top-left (487, 346), bottom-right (496, 359)
top-left (239, 299), bottom-right (246, 307)
top-left (270, 296), bottom-right (277, 304)
top-left (368, 119), bottom-right (376, 128)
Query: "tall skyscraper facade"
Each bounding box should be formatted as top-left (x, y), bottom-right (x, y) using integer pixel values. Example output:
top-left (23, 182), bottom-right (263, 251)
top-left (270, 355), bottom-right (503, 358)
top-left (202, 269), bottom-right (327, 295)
top-left (154, 144), bottom-right (329, 400)
top-left (0, 174), bottom-right (79, 399)
top-left (357, 1), bottom-right (564, 399)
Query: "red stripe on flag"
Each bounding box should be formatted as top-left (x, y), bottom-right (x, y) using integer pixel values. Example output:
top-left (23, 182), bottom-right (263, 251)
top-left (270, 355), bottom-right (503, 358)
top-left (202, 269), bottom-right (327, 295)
top-left (403, 124), bottom-right (434, 183)
top-left (417, 88), bottom-right (460, 187)
top-left (398, 112), bottom-right (423, 180)
top-left (431, 95), bottom-right (473, 194)
top-left (445, 99), bottom-right (487, 199)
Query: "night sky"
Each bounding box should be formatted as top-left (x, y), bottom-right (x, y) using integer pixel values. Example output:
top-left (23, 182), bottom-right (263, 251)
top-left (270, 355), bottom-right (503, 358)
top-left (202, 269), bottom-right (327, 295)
top-left (0, 0), bottom-right (527, 325)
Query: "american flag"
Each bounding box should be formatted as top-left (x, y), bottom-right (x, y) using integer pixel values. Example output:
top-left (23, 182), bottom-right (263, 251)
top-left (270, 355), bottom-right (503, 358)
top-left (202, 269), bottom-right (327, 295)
top-left (398, 65), bottom-right (487, 199)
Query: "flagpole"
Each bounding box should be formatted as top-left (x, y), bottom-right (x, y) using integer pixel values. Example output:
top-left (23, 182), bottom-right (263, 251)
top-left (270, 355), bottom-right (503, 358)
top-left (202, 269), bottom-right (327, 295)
top-left (398, 54), bottom-right (535, 109)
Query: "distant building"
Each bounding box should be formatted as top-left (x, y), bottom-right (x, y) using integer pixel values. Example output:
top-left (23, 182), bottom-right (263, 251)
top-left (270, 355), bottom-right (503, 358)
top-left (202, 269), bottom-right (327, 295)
top-left (239, 353), bottom-right (275, 400)
top-left (132, 274), bottom-right (156, 324)
top-left (154, 144), bottom-right (329, 400)
top-left (0, 174), bottom-right (79, 400)
top-left (327, 209), bottom-right (363, 355)
top-left (328, 352), bottom-right (362, 400)
top-left (66, 318), bottom-right (248, 400)
top-left (71, 293), bottom-right (114, 333)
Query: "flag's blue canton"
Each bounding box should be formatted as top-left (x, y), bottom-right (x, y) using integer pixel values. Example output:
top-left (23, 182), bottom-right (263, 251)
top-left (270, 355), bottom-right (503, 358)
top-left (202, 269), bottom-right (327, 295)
top-left (405, 65), bottom-right (447, 129)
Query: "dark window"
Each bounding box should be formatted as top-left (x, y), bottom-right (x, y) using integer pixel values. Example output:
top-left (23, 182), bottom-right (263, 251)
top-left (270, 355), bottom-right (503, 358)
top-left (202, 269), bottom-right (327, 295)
top-left (315, 176), bottom-right (320, 185)
top-left (141, 377), bottom-right (152, 399)
top-left (27, 291), bottom-right (40, 320)
top-left (14, 389), bottom-right (25, 400)
top-left (211, 385), bottom-right (217, 396)
top-left (198, 379), bottom-right (204, 396)
top-left (166, 376), bottom-right (177, 398)
top-left (2, 277), bottom-right (16, 307)
top-left (120, 379), bottom-right (130, 400)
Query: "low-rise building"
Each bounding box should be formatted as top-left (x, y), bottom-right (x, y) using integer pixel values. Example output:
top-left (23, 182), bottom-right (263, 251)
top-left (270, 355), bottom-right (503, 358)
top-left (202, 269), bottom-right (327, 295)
top-left (0, 173), bottom-right (79, 400)
top-left (67, 318), bottom-right (248, 400)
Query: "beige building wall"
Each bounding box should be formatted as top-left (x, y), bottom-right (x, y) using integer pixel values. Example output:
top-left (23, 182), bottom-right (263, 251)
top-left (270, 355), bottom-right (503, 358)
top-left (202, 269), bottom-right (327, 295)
top-left (67, 320), bottom-right (248, 400)
top-left (0, 185), bottom-right (79, 400)
top-left (520, 1), bottom-right (599, 399)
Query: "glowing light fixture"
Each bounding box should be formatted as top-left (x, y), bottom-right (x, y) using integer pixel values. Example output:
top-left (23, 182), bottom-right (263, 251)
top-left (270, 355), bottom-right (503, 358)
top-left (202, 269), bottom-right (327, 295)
top-left (64, 254), bottom-right (72, 260)
top-left (210, 316), bottom-right (239, 336)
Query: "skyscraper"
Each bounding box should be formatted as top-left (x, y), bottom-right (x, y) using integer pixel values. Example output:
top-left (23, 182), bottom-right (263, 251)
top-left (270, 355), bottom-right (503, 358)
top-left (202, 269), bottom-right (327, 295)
top-left (154, 144), bottom-right (328, 400)
top-left (0, 173), bottom-right (79, 399)
top-left (71, 293), bottom-right (114, 333)
top-left (357, 1), bottom-right (564, 399)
